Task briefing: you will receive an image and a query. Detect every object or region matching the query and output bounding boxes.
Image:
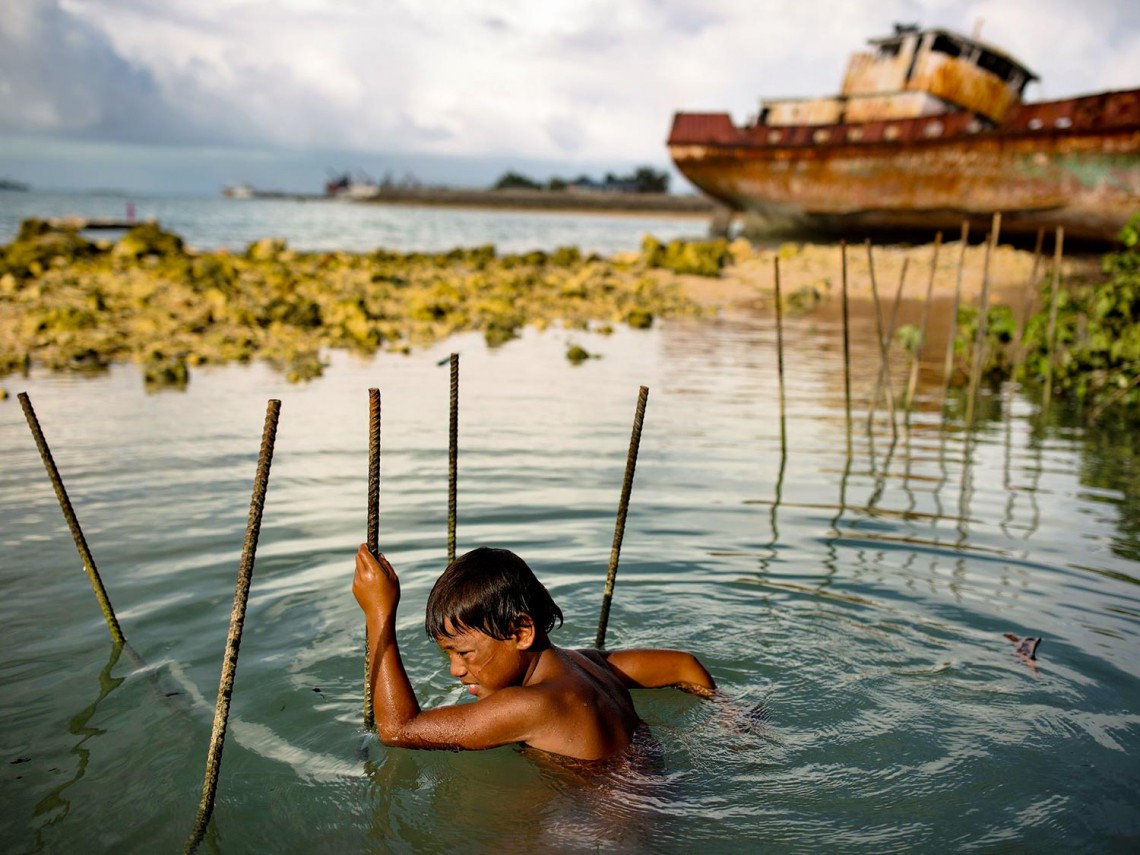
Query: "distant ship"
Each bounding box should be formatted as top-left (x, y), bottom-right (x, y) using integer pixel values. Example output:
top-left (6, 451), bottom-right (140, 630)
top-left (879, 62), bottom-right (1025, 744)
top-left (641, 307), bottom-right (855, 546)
top-left (324, 172), bottom-right (381, 199)
top-left (667, 24), bottom-right (1140, 242)
top-left (221, 183), bottom-right (291, 199)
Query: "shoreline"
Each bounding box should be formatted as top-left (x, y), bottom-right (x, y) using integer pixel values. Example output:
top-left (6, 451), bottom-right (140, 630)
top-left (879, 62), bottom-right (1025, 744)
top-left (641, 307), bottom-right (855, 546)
top-left (354, 187), bottom-right (718, 217)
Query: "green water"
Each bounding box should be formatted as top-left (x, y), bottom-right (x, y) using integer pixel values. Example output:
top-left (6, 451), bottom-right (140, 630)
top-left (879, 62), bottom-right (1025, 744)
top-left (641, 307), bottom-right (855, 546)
top-left (2, 312), bottom-right (1138, 853)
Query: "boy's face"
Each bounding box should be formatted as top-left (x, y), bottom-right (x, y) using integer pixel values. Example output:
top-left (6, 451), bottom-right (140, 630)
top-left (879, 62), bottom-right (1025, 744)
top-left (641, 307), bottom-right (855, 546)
top-left (434, 618), bottom-right (532, 699)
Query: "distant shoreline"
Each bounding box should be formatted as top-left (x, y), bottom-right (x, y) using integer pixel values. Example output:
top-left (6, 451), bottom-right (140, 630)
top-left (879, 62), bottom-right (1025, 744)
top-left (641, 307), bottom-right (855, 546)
top-left (354, 187), bottom-right (718, 217)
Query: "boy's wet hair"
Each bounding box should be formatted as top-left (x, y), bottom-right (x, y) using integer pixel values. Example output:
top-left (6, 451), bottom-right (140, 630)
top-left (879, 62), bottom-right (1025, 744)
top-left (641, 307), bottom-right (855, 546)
top-left (425, 547), bottom-right (563, 641)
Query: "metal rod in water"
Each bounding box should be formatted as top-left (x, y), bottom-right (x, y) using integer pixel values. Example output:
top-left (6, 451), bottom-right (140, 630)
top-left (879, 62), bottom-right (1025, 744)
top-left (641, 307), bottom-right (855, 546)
top-left (965, 213), bottom-right (1002, 427)
top-left (1004, 228), bottom-right (1047, 416)
top-left (18, 392), bottom-right (125, 645)
top-left (448, 353), bottom-right (459, 565)
top-left (840, 240), bottom-right (852, 448)
top-left (595, 385), bottom-right (649, 650)
top-left (185, 399), bottom-right (281, 855)
top-left (865, 242), bottom-right (901, 438)
top-left (773, 257), bottom-right (787, 452)
top-left (905, 232), bottom-right (942, 413)
top-left (363, 388), bottom-right (380, 731)
top-left (941, 222), bottom-right (970, 403)
top-left (1042, 227), bottom-right (1065, 415)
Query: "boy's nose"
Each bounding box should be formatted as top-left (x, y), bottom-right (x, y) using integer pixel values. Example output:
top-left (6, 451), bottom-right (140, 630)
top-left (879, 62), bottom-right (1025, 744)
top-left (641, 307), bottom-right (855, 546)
top-left (448, 656), bottom-right (466, 678)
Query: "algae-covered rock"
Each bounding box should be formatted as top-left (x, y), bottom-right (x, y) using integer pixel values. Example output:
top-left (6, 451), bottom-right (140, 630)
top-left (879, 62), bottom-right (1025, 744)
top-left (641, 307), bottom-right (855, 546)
top-left (142, 350), bottom-right (190, 390)
top-left (0, 223), bottom-right (699, 388)
top-left (625, 308), bottom-right (654, 329)
top-left (784, 282), bottom-right (827, 314)
top-left (113, 222), bottom-right (184, 259)
top-left (247, 237), bottom-right (288, 261)
top-left (551, 246), bottom-right (581, 268)
top-left (641, 236), bottom-right (729, 277)
top-left (728, 237), bottom-right (754, 264)
top-left (3, 220), bottom-right (98, 278)
top-left (566, 343), bottom-right (598, 364)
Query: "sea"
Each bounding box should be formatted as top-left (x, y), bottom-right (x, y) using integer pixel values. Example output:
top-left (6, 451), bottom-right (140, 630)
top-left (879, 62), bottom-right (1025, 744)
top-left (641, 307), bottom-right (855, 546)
top-left (0, 189), bottom-right (711, 255)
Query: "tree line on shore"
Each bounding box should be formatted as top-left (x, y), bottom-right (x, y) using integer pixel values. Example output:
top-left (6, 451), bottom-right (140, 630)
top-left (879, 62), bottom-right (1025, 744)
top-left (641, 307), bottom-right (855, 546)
top-left (491, 166), bottom-right (670, 194)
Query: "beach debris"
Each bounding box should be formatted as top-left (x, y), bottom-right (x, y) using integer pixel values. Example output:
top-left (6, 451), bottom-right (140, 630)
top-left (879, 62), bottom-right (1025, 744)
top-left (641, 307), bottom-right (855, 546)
top-left (1004, 633), bottom-right (1043, 675)
top-left (1004, 633), bottom-right (1042, 660)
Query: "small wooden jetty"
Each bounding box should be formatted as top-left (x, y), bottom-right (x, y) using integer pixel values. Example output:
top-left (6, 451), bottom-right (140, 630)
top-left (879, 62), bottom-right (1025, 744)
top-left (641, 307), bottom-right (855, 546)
top-left (47, 216), bottom-right (152, 231)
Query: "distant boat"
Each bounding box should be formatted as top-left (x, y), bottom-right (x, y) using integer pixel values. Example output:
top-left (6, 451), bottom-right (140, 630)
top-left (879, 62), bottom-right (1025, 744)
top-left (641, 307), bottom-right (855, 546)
top-left (667, 23), bottom-right (1140, 242)
top-left (0, 178), bottom-right (30, 192)
top-left (222, 183), bottom-right (254, 199)
top-left (325, 172), bottom-right (380, 199)
top-left (221, 183), bottom-right (291, 199)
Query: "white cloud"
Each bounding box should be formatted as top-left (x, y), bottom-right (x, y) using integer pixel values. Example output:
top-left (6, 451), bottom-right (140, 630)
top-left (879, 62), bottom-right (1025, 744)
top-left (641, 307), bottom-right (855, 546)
top-left (3, 0), bottom-right (1138, 166)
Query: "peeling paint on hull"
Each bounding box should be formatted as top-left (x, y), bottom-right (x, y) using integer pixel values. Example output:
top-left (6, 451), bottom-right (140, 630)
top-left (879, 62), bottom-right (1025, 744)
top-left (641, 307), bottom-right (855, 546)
top-left (669, 90), bottom-right (1140, 242)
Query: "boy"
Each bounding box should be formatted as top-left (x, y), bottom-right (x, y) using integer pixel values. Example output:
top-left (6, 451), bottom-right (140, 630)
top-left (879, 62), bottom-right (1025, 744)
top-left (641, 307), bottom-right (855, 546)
top-left (352, 544), bottom-right (716, 761)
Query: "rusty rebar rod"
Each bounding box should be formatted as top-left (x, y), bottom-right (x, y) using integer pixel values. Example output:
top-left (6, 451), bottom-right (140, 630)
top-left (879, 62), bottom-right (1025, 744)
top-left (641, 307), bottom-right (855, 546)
top-left (1042, 227), bottom-right (1065, 415)
top-left (1004, 228), bottom-right (1047, 417)
top-left (18, 392), bottom-right (125, 645)
top-left (448, 353), bottom-right (459, 565)
top-left (363, 388), bottom-right (380, 731)
top-left (905, 232), bottom-right (942, 412)
top-left (185, 398), bottom-right (281, 855)
top-left (773, 257), bottom-right (787, 453)
top-left (595, 385), bottom-right (649, 649)
top-left (866, 242), bottom-right (902, 438)
top-left (965, 213), bottom-right (1002, 427)
top-left (941, 221), bottom-right (970, 403)
top-left (840, 240), bottom-right (852, 446)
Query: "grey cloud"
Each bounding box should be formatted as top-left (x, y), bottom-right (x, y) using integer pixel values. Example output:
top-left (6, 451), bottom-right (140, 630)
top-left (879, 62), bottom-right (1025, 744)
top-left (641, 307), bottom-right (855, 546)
top-left (544, 115), bottom-right (585, 153)
top-left (0, 0), bottom-right (249, 146)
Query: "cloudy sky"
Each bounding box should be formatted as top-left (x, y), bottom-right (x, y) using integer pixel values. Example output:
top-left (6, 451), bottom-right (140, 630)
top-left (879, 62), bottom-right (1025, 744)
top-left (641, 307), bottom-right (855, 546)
top-left (2, 0), bottom-right (1138, 195)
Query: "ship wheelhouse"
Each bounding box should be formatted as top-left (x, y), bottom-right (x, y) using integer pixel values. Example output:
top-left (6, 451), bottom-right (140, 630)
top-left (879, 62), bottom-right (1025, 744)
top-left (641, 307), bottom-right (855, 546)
top-left (759, 24), bottom-right (1039, 128)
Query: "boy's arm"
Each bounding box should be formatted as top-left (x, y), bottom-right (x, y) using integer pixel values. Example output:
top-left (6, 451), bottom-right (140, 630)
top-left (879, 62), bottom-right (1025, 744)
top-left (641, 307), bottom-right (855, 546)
top-left (601, 648), bottom-right (717, 698)
top-left (353, 545), bottom-right (548, 750)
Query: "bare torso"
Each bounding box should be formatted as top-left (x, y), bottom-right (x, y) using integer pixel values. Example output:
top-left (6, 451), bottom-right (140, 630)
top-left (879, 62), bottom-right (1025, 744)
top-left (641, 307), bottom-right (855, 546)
top-left (522, 646), bottom-right (642, 759)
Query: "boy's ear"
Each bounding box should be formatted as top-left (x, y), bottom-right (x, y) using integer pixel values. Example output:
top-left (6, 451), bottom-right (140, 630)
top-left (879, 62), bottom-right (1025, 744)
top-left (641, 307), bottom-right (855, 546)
top-left (512, 614), bottom-right (536, 649)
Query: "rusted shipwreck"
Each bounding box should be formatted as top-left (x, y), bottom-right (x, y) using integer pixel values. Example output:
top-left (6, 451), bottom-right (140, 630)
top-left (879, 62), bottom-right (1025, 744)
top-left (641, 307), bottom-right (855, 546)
top-left (668, 24), bottom-right (1140, 242)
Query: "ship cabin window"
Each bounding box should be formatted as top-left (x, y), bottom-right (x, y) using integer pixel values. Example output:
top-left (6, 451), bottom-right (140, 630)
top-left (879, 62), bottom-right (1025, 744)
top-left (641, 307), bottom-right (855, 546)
top-left (976, 50), bottom-right (1019, 84)
top-left (930, 34), bottom-right (962, 58)
top-left (877, 40), bottom-right (902, 58)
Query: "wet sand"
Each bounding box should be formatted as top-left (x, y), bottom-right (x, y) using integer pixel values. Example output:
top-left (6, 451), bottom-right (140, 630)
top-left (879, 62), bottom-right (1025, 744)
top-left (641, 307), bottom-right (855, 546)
top-left (671, 238), bottom-right (1100, 313)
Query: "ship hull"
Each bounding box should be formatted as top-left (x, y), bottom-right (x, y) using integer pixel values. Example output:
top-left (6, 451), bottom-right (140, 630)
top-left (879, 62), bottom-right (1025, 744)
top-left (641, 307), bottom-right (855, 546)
top-left (668, 90), bottom-right (1140, 242)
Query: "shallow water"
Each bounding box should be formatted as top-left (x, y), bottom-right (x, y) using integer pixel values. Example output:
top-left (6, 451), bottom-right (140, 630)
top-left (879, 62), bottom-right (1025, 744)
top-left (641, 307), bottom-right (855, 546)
top-left (0, 189), bottom-right (708, 254)
top-left (2, 307), bottom-right (1139, 852)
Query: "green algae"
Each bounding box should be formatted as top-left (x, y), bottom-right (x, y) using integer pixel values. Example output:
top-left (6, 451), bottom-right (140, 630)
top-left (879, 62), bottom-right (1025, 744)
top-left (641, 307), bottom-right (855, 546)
top-left (640, 235), bottom-right (730, 277)
top-left (0, 221), bottom-right (705, 387)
